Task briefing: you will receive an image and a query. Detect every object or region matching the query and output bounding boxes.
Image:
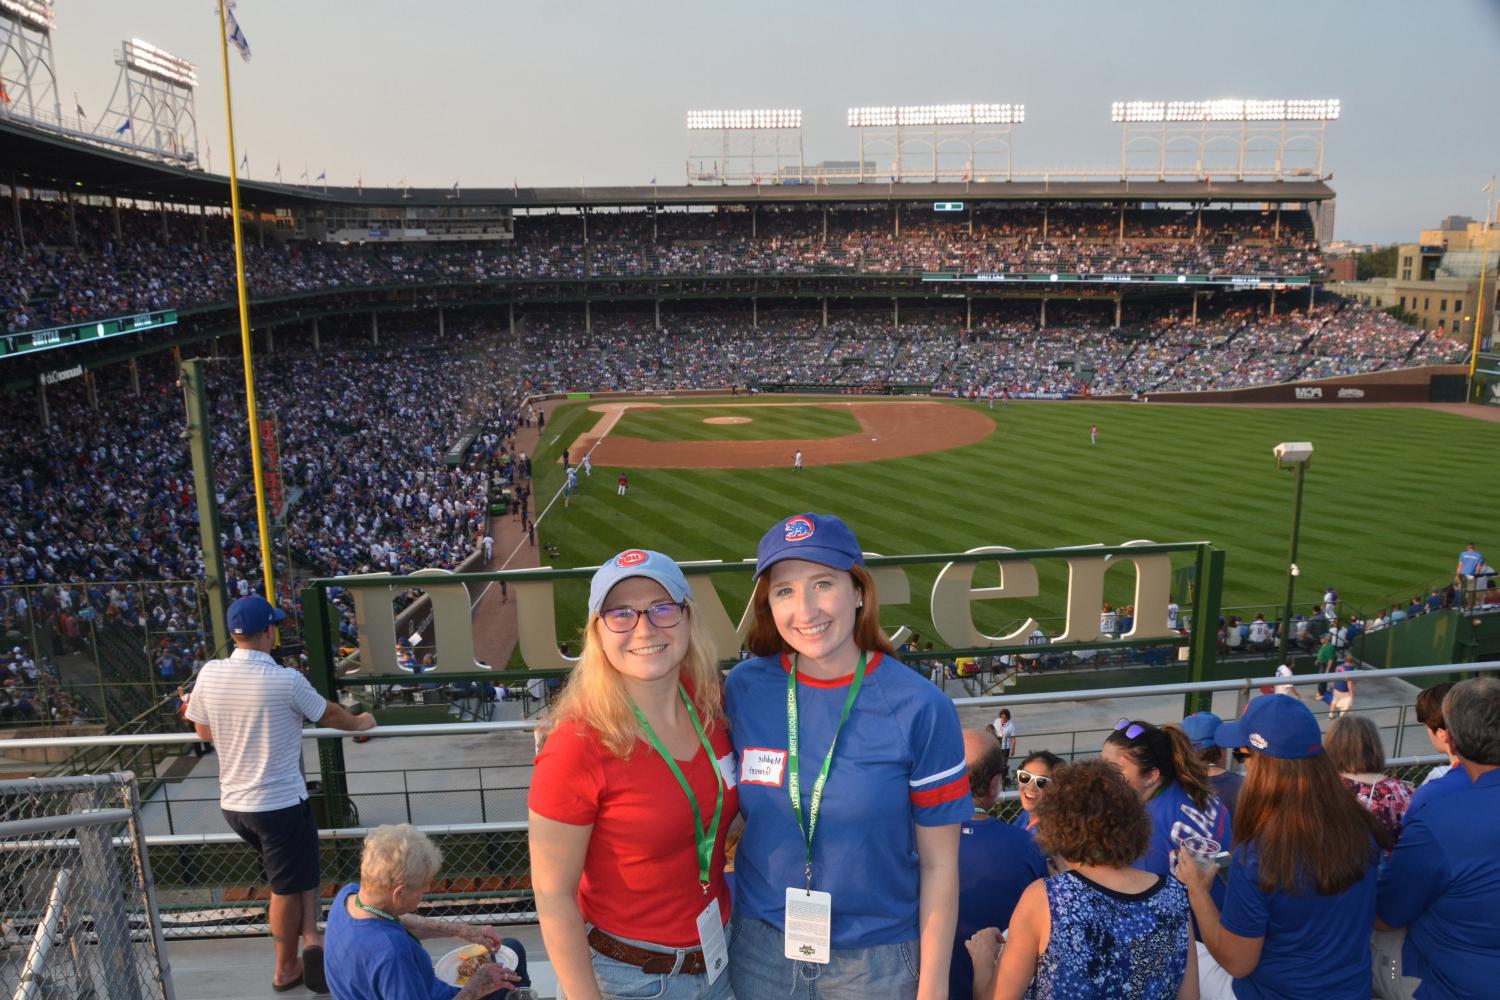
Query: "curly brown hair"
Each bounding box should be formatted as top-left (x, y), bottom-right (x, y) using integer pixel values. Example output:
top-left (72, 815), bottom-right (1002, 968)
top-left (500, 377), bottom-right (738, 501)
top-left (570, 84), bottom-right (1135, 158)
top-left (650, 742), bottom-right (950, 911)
top-left (1033, 759), bottom-right (1151, 867)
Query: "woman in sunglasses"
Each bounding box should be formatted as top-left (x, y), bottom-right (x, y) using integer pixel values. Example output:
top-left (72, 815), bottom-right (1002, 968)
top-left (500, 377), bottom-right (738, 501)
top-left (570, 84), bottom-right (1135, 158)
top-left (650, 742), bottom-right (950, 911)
top-left (1175, 695), bottom-right (1389, 1000)
top-left (725, 513), bottom-right (969, 1000)
top-left (529, 550), bottom-right (738, 1000)
top-left (1101, 718), bottom-right (1231, 880)
top-left (1011, 750), bottom-right (1065, 833)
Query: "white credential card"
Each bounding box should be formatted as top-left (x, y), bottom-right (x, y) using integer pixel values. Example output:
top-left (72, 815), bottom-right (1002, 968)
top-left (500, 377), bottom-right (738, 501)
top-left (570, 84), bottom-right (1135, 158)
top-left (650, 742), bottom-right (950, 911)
top-left (696, 897), bottom-right (729, 984)
top-left (783, 887), bottom-right (832, 964)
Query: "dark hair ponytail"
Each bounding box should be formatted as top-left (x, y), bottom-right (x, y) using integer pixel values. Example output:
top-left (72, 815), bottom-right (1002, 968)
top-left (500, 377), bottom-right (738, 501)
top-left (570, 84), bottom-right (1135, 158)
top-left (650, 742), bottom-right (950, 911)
top-left (1105, 720), bottom-right (1214, 809)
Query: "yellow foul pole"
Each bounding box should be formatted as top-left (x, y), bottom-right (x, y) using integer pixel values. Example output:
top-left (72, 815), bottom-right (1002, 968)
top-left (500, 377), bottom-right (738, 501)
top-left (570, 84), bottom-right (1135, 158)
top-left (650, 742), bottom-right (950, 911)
top-left (215, 1), bottom-right (277, 602)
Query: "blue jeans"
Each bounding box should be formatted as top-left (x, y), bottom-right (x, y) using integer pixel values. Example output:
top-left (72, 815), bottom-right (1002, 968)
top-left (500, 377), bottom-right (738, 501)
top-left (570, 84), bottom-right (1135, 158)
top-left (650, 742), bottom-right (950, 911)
top-left (584, 924), bottom-right (734, 1000)
top-left (728, 916), bottom-right (918, 1000)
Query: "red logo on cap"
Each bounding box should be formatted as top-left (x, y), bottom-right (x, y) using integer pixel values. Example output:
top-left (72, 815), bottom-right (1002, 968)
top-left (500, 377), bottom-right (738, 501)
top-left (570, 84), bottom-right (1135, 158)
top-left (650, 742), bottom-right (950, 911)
top-left (784, 517), bottom-right (815, 542)
top-left (616, 550), bottom-right (648, 567)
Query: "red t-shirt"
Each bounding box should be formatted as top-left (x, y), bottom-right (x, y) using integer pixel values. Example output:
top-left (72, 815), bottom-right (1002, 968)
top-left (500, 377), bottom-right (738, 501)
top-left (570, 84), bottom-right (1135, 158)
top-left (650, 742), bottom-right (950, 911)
top-left (529, 714), bottom-right (739, 947)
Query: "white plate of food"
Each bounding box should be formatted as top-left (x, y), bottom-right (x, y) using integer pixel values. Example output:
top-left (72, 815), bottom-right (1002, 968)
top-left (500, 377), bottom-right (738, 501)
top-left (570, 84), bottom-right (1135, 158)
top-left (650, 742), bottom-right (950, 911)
top-left (435, 943), bottom-right (519, 987)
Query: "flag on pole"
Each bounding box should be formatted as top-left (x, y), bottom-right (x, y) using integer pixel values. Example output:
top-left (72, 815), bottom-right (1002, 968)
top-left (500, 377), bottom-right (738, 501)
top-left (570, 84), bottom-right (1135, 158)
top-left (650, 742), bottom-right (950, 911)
top-left (316, 171), bottom-right (326, 182)
top-left (300, 166), bottom-right (308, 182)
top-left (356, 172), bottom-right (363, 195)
top-left (115, 119), bottom-right (132, 135)
top-left (1483, 178), bottom-right (1495, 194)
top-left (240, 151), bottom-right (249, 173)
top-left (0, 80), bottom-right (10, 104)
top-left (274, 160), bottom-right (282, 181)
top-left (225, 1), bottom-right (252, 62)
top-left (513, 178), bottom-right (519, 196)
top-left (75, 94), bottom-right (86, 120)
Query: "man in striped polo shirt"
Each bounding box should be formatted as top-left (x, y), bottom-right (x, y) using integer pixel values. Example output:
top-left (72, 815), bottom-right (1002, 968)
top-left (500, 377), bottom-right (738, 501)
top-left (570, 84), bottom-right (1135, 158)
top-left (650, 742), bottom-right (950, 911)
top-left (187, 596), bottom-right (376, 994)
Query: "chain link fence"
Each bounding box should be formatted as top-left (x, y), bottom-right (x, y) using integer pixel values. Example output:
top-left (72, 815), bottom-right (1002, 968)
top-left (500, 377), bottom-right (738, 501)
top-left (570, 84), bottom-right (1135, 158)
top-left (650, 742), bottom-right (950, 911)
top-left (0, 772), bottom-right (175, 1000)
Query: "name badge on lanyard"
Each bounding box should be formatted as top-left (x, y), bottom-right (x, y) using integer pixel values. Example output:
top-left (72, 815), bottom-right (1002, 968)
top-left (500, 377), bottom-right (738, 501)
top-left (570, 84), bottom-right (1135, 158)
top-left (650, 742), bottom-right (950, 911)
top-left (782, 652), bottom-right (867, 965)
top-left (696, 897), bottom-right (729, 983)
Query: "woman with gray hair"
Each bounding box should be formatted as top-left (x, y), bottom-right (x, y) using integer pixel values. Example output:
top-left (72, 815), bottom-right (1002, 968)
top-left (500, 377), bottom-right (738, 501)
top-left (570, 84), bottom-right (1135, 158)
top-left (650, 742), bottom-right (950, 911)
top-left (1324, 714), bottom-right (1412, 845)
top-left (325, 823), bottom-right (523, 999)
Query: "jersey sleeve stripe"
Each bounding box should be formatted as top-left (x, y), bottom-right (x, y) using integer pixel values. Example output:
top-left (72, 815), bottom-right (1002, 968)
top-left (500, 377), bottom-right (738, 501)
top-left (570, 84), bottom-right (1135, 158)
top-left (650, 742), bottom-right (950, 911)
top-left (909, 775), bottom-right (970, 808)
top-left (909, 760), bottom-right (966, 788)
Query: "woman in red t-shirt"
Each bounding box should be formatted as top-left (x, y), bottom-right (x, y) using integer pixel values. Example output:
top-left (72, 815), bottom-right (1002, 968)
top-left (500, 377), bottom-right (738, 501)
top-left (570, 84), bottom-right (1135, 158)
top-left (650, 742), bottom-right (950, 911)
top-left (528, 549), bottom-right (738, 1000)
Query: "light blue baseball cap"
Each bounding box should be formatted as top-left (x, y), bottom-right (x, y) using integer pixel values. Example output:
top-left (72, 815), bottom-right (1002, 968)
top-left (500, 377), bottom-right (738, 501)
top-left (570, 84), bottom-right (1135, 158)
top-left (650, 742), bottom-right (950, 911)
top-left (588, 549), bottom-right (692, 615)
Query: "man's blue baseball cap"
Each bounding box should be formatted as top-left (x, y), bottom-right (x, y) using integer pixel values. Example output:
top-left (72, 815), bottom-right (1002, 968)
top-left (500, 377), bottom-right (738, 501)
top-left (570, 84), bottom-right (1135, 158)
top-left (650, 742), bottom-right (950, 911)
top-left (588, 549), bottom-right (691, 615)
top-left (227, 595), bottom-right (287, 636)
top-left (1214, 694), bottom-right (1323, 760)
top-left (754, 513), bottom-right (864, 579)
top-left (1180, 711), bottom-right (1223, 751)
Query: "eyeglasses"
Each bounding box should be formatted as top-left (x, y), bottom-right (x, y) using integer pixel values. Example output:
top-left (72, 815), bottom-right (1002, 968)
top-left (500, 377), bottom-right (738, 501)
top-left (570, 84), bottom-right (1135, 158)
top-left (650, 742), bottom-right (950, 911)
top-left (1114, 718), bottom-right (1146, 740)
top-left (1016, 770), bottom-right (1051, 789)
top-left (1231, 748), bottom-right (1253, 763)
top-left (599, 601), bottom-right (686, 633)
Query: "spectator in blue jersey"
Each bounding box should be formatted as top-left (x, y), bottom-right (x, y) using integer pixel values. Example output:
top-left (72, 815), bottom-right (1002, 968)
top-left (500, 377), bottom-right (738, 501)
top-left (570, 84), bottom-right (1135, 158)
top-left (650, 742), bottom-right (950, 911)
top-left (1375, 677), bottom-right (1500, 1000)
top-left (1010, 749), bottom-right (1064, 834)
top-left (1101, 718), bottom-right (1231, 879)
top-left (1405, 683), bottom-right (1464, 821)
top-left (725, 513), bottom-right (969, 1000)
top-left (1456, 542), bottom-right (1485, 608)
top-left (1181, 711), bottom-right (1243, 815)
top-left (950, 729), bottom-right (1047, 1000)
top-left (1179, 694), bottom-right (1388, 1000)
top-left (967, 760), bottom-right (1197, 1000)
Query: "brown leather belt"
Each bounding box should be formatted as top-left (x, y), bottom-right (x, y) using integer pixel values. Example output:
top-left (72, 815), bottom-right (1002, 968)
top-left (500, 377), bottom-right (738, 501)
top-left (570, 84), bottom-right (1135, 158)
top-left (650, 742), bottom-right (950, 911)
top-left (587, 926), bottom-right (707, 975)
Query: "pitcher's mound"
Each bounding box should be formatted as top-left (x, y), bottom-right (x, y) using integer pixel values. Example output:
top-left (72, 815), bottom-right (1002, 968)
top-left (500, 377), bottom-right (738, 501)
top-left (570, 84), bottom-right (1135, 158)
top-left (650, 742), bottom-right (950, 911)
top-left (704, 416), bottom-right (752, 425)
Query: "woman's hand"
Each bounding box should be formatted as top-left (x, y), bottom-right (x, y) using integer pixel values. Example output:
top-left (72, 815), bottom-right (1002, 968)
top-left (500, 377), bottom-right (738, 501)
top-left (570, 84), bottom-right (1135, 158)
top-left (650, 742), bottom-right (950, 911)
top-left (1173, 846), bottom-right (1215, 897)
top-left (454, 962), bottom-right (521, 1000)
top-left (456, 924), bottom-right (503, 951)
top-left (966, 927), bottom-right (1004, 1000)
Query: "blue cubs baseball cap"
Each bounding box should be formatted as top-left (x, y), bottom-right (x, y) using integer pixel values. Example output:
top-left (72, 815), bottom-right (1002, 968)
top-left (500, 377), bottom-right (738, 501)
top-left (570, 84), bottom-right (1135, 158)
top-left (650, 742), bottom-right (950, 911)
top-left (1180, 711), bottom-right (1223, 751)
top-left (1214, 694), bottom-right (1323, 760)
top-left (588, 549), bottom-right (692, 615)
top-left (227, 595), bottom-right (287, 636)
top-left (754, 513), bottom-right (864, 579)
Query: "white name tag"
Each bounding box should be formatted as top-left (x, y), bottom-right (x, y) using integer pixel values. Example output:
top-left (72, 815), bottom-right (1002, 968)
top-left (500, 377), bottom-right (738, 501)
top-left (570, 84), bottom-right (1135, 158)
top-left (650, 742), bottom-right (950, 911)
top-left (783, 887), bottom-right (832, 964)
top-left (740, 747), bottom-right (787, 787)
top-left (716, 752), bottom-right (739, 789)
top-left (697, 897), bottom-right (729, 984)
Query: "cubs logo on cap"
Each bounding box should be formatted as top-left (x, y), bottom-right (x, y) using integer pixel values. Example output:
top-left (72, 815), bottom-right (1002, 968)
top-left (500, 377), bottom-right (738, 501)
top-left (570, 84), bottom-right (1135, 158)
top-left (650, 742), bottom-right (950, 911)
top-left (616, 550), bottom-right (648, 567)
top-left (784, 517), bottom-right (815, 542)
top-left (588, 549), bottom-right (691, 616)
top-left (1249, 733), bottom-right (1269, 750)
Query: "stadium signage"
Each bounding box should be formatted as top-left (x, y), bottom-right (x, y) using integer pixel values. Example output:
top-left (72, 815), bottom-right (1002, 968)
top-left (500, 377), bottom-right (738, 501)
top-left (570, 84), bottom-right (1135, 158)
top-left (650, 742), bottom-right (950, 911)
top-left (340, 542), bottom-right (1178, 676)
top-left (1294, 387), bottom-right (1323, 399)
top-left (39, 365), bottom-right (84, 386)
top-left (1, 309), bottom-right (178, 361)
top-left (922, 272), bottom-right (1311, 288)
top-left (933, 202), bottom-right (965, 212)
top-left (1336, 388), bottom-right (1365, 399)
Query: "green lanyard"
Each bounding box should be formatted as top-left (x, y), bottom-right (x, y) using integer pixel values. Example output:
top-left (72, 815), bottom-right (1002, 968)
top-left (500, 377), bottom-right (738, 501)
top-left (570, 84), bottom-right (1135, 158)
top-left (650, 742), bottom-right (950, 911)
top-left (352, 894), bottom-right (419, 942)
top-left (786, 651), bottom-right (867, 890)
top-left (630, 684), bottom-right (724, 891)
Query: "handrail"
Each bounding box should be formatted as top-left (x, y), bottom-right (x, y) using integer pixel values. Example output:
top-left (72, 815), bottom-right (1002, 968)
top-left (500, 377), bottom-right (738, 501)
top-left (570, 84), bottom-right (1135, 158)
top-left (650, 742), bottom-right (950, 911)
top-left (6, 660), bottom-right (1492, 752)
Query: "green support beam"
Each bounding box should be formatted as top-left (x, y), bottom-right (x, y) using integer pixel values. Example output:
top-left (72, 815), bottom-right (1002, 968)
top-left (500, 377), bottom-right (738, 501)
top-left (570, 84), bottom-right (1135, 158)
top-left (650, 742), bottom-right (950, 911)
top-left (179, 359), bottom-right (230, 656)
top-left (1185, 545), bottom-right (1225, 716)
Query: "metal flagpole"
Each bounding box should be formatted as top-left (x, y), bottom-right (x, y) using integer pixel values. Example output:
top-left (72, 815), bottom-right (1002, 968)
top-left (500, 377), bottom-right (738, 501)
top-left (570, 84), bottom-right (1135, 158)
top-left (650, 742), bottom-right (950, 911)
top-left (214, 1), bottom-right (277, 601)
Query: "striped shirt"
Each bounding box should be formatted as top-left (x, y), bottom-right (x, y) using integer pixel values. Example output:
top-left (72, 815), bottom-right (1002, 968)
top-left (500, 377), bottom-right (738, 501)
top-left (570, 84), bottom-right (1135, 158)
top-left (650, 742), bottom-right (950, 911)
top-left (185, 649), bottom-right (328, 812)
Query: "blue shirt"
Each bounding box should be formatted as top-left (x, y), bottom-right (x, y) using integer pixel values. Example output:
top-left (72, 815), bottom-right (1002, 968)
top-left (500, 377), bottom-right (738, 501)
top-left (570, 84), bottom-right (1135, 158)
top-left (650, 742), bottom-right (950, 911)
top-left (1137, 780), bottom-right (1231, 879)
top-left (1221, 842), bottom-right (1378, 1000)
top-left (1458, 549), bottom-right (1484, 575)
top-left (724, 651), bottom-right (970, 949)
top-left (324, 884), bottom-right (457, 1000)
top-left (1377, 769), bottom-right (1500, 1000)
top-left (951, 815), bottom-right (1047, 1000)
top-left (1404, 764), bottom-right (1468, 823)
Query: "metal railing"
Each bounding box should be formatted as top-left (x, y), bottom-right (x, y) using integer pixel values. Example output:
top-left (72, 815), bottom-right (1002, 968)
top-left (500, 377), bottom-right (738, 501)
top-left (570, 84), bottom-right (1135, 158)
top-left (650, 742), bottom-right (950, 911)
top-left (0, 772), bottom-right (176, 998)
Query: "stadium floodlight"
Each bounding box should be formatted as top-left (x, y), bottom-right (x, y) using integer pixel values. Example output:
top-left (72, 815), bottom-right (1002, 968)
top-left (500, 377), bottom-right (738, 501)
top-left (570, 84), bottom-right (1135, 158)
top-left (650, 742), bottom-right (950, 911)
top-left (686, 109), bottom-right (803, 130)
top-left (125, 38), bottom-right (198, 89)
top-left (0, 0), bottom-right (54, 31)
top-left (848, 103), bottom-right (1024, 127)
top-left (1112, 98), bottom-right (1340, 123)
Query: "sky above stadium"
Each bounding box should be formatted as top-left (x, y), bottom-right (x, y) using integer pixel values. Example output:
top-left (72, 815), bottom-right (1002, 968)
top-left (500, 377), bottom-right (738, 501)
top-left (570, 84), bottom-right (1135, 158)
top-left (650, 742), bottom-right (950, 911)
top-left (45, 0), bottom-right (1500, 244)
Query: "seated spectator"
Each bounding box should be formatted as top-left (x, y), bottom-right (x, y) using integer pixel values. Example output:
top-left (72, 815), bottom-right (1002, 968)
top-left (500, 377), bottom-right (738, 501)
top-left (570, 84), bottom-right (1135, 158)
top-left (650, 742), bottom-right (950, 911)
top-left (1246, 614), bottom-right (1273, 652)
top-left (325, 823), bottom-right (524, 999)
top-left (1180, 694), bottom-right (1389, 1000)
top-left (1325, 713), bottom-right (1412, 847)
top-left (950, 729), bottom-right (1048, 1000)
top-left (1375, 677), bottom-right (1500, 1000)
top-left (1181, 711), bottom-right (1243, 814)
top-left (1011, 749), bottom-right (1065, 834)
top-left (967, 760), bottom-right (1197, 1000)
top-left (1407, 683), bottom-right (1464, 817)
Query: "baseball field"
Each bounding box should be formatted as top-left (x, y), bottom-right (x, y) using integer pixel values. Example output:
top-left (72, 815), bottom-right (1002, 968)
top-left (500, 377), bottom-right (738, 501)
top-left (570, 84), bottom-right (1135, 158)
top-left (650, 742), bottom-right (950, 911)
top-left (530, 396), bottom-right (1500, 642)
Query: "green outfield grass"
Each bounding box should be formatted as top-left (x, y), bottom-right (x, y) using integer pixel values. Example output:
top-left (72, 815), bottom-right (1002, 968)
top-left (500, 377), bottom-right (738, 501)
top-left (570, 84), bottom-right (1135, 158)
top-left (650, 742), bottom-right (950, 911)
top-left (610, 404), bottom-right (861, 441)
top-left (532, 398), bottom-right (1500, 646)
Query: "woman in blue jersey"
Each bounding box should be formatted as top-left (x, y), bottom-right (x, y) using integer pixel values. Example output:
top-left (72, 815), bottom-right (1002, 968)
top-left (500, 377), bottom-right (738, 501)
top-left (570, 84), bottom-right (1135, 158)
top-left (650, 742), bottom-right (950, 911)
top-left (724, 513), bottom-right (969, 1000)
top-left (1176, 694), bottom-right (1389, 1000)
top-left (1009, 749), bottom-right (1064, 834)
top-left (1101, 718), bottom-right (1231, 877)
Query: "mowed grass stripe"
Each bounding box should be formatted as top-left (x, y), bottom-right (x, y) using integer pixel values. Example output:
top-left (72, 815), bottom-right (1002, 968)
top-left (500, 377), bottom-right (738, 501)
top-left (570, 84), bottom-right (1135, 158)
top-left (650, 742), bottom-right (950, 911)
top-left (539, 400), bottom-right (1500, 634)
top-left (611, 405), bottom-right (861, 442)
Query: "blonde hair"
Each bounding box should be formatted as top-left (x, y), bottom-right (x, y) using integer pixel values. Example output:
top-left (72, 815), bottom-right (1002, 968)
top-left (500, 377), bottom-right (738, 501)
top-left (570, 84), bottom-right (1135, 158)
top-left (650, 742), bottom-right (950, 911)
top-left (546, 599), bottom-right (724, 758)
top-left (360, 823), bottom-right (443, 891)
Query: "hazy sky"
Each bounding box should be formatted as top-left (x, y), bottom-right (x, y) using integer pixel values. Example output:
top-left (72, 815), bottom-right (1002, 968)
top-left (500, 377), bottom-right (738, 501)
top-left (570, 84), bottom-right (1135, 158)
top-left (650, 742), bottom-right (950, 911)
top-left (40, 0), bottom-right (1500, 243)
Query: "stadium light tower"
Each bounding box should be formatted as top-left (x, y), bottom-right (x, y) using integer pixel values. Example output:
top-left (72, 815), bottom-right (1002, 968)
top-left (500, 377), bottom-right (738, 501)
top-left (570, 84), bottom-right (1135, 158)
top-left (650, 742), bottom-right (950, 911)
top-left (1272, 442), bottom-right (1314, 669)
top-left (102, 38), bottom-right (201, 165)
top-left (0, 0), bottom-right (62, 124)
top-left (685, 108), bottom-right (804, 185)
top-left (846, 103), bottom-right (1024, 183)
top-left (1109, 98), bottom-right (1340, 180)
